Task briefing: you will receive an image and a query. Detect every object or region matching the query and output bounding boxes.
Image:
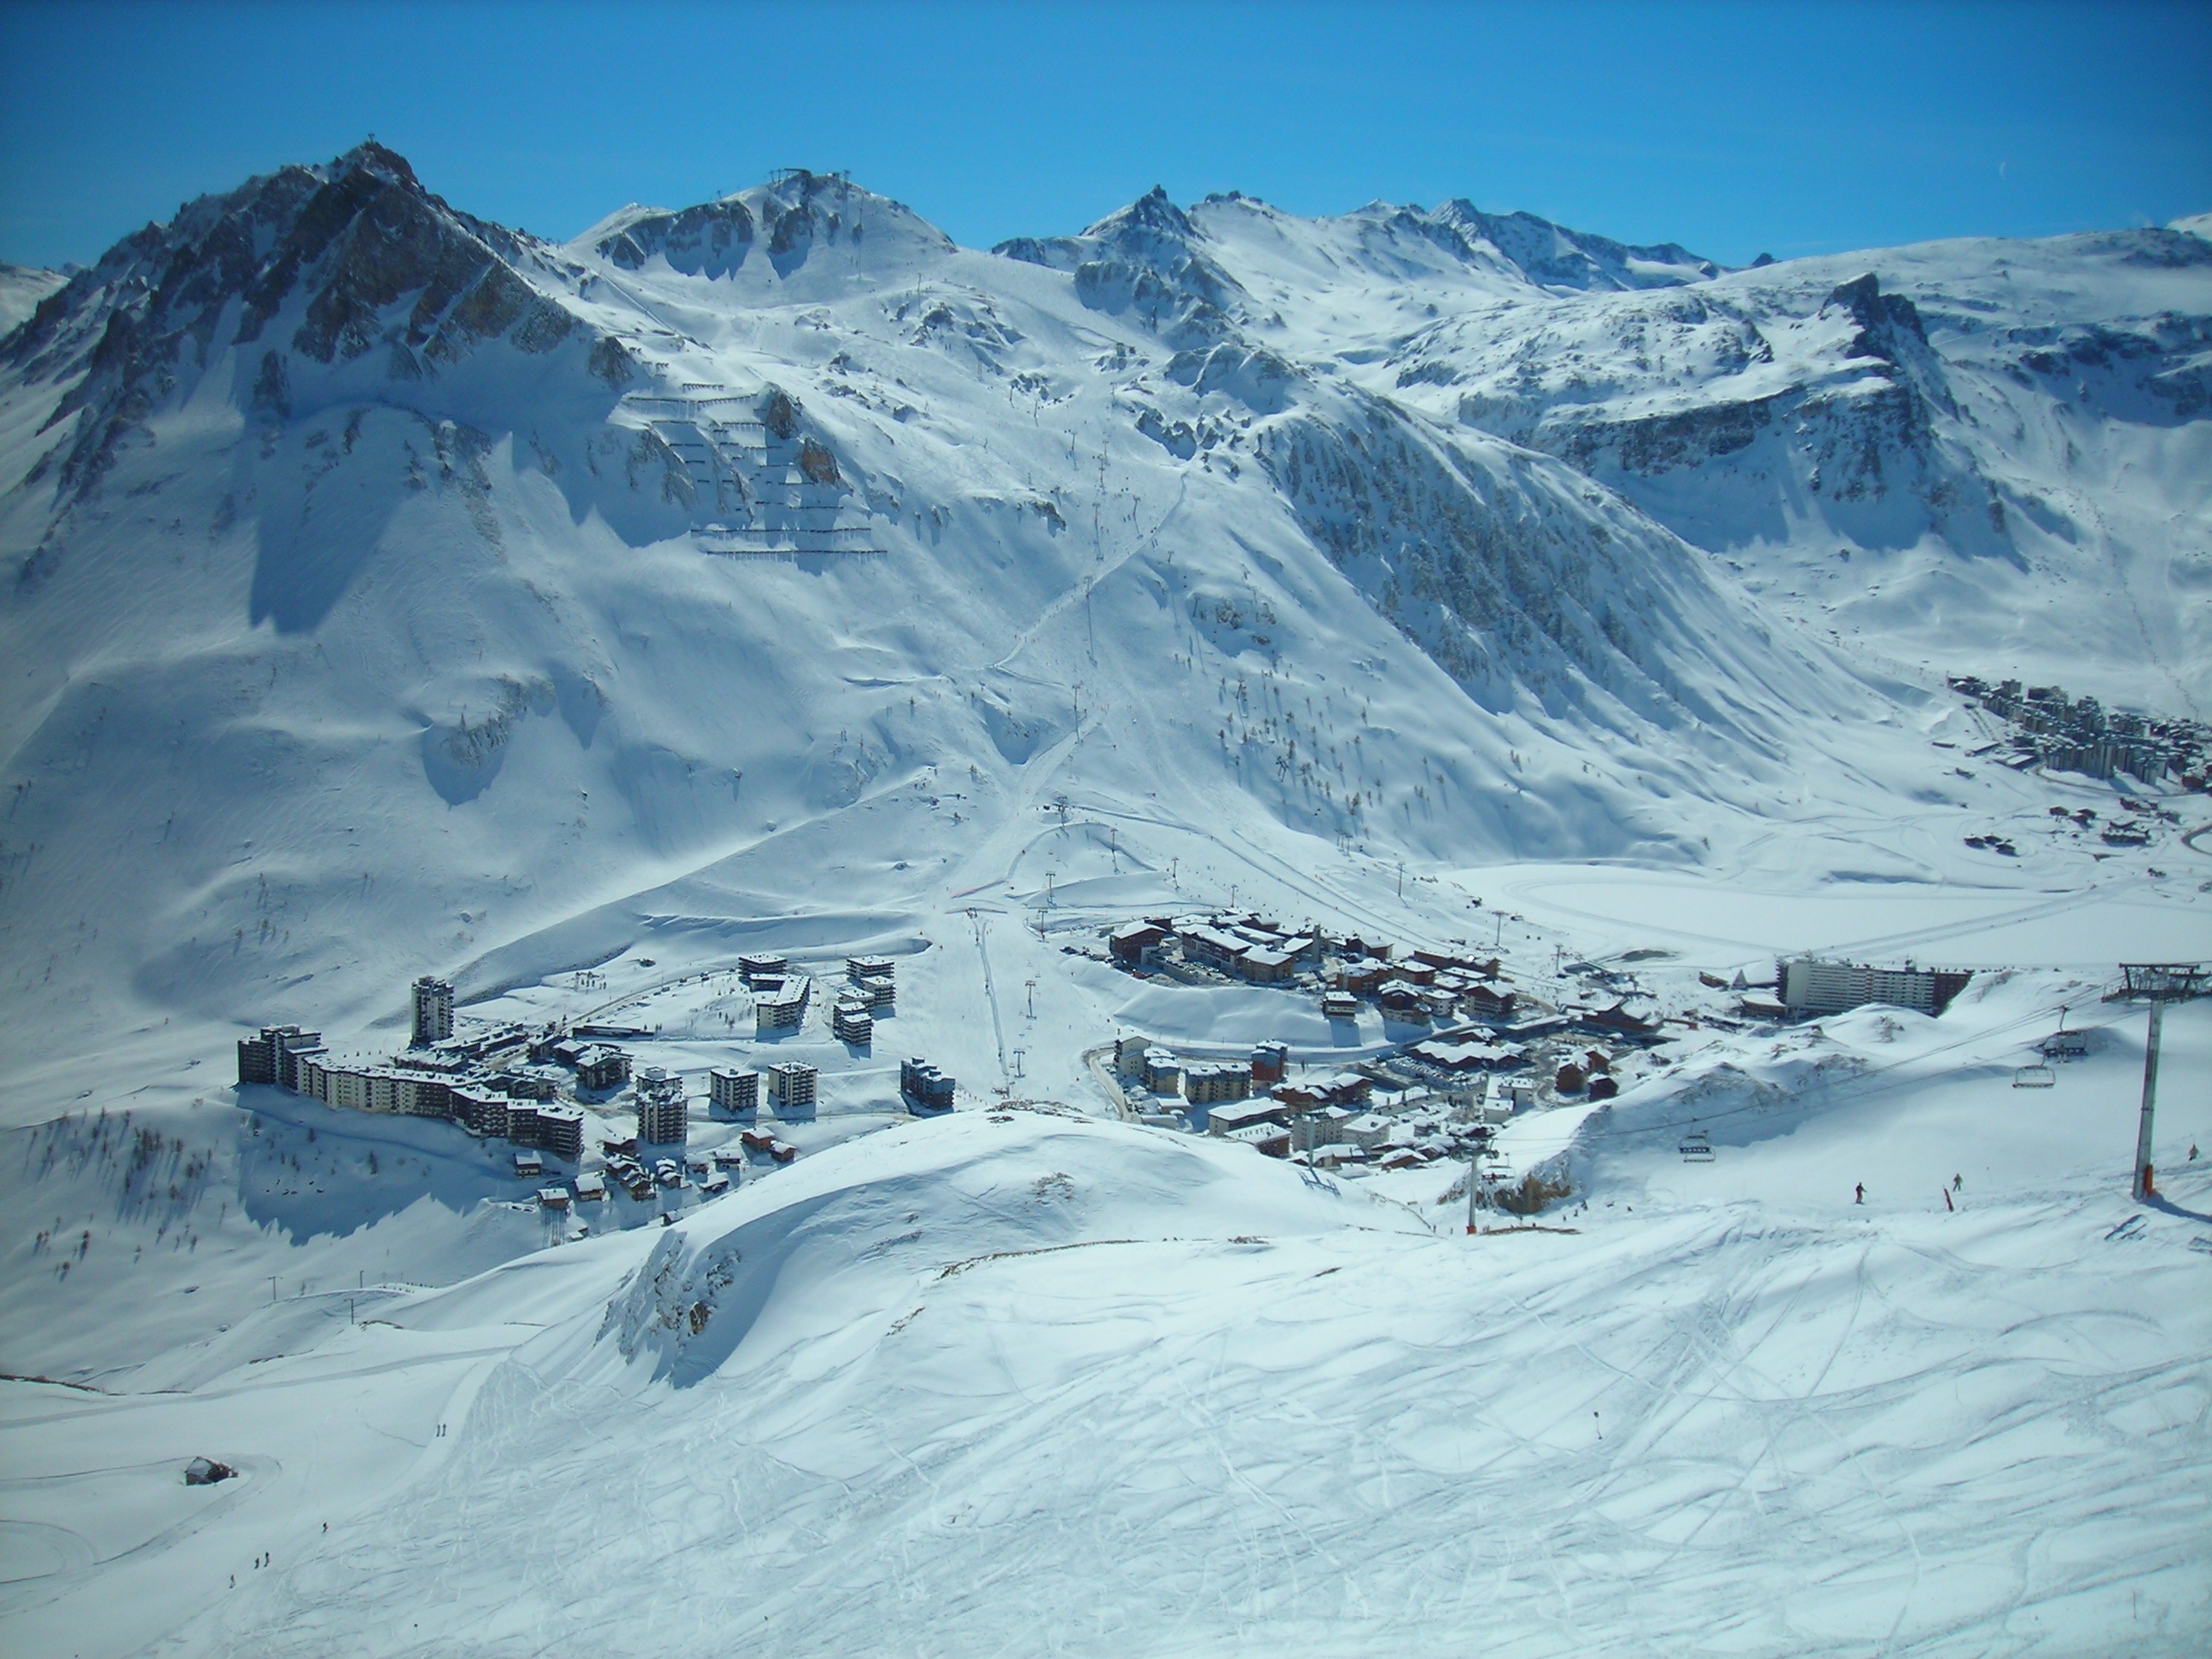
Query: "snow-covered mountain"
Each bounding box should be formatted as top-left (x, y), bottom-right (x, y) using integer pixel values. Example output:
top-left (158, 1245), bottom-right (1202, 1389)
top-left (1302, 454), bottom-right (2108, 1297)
top-left (3, 143), bottom-right (2208, 1109)
top-left (4, 145), bottom-right (2210, 1656)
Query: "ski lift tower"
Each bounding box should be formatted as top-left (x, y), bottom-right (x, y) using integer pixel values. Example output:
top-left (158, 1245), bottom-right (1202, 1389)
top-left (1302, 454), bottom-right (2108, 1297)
top-left (2104, 963), bottom-right (2208, 1201)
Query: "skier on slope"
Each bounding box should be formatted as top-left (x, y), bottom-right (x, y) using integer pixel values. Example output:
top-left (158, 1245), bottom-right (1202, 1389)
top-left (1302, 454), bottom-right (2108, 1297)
top-left (1854, 1183), bottom-right (1865, 1204)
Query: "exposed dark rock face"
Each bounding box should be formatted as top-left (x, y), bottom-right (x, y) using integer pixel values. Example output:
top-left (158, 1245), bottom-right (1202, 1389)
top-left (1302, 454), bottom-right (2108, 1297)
top-left (796, 438), bottom-right (841, 486)
top-left (1821, 272), bottom-right (1953, 415)
top-left (761, 389), bottom-right (799, 440)
top-left (1166, 341), bottom-right (1295, 415)
top-left (592, 200), bottom-right (755, 276)
top-left (998, 186), bottom-right (1244, 347)
top-left (1257, 389), bottom-right (1720, 725)
top-left (1562, 394), bottom-right (1784, 476)
top-left (1434, 201), bottom-right (1720, 291)
top-left (7, 142), bottom-right (591, 507)
top-left (2009, 313), bottom-right (2212, 423)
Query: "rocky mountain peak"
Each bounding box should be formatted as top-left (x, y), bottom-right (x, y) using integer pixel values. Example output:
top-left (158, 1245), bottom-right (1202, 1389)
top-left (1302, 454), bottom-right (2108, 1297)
top-left (326, 139), bottom-right (421, 190)
top-left (995, 185), bottom-right (1242, 346)
top-left (1098, 184), bottom-right (1197, 242)
top-left (9, 142), bottom-right (584, 505)
top-left (1434, 200), bottom-right (1720, 291)
top-left (573, 170), bottom-right (952, 286)
top-left (1823, 271), bottom-right (1929, 350)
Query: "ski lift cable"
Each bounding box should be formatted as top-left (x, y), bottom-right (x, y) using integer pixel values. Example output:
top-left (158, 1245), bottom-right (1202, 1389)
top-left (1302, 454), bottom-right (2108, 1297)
top-left (1633, 988), bottom-right (2122, 1140)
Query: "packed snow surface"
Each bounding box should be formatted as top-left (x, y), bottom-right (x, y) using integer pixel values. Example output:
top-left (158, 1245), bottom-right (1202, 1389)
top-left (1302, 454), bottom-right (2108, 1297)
top-left (5, 1008), bottom-right (2209, 1656)
top-left (2, 145), bottom-right (2209, 1653)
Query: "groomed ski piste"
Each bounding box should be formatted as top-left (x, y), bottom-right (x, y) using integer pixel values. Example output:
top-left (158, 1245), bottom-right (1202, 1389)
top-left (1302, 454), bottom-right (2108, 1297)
top-left (2, 145), bottom-right (2209, 1655)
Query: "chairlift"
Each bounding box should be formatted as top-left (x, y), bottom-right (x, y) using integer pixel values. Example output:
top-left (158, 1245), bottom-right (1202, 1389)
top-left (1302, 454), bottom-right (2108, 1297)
top-left (2012, 1063), bottom-right (2055, 1089)
top-left (1679, 1131), bottom-right (1714, 1163)
top-left (2040, 1004), bottom-right (2087, 1063)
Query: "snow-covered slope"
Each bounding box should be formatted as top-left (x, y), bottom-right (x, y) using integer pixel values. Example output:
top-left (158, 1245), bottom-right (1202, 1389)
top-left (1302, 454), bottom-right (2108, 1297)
top-left (0, 142), bottom-right (2201, 1121)
top-left (997, 187), bottom-right (2211, 707)
top-left (7, 1018), bottom-right (2209, 1657)
top-left (0, 261), bottom-right (66, 334)
top-left (0, 147), bottom-right (1903, 1112)
top-left (3, 146), bottom-right (2210, 1653)
top-left (1357, 236), bottom-right (2212, 706)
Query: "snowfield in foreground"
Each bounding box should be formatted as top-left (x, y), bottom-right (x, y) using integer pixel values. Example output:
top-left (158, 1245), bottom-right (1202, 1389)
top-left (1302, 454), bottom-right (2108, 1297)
top-left (4, 979), bottom-right (2208, 1657)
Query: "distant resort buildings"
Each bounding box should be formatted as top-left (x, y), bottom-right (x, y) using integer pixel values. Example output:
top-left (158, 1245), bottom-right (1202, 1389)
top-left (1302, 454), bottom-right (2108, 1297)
top-left (1778, 958), bottom-right (1970, 1018)
top-left (234, 953), bottom-right (932, 1167)
top-left (231, 905), bottom-right (1990, 1219)
top-left (411, 975), bottom-right (454, 1046)
top-left (1948, 674), bottom-right (2207, 789)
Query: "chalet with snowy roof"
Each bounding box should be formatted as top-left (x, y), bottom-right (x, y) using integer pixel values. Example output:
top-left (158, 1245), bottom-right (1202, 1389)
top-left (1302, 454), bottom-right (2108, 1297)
top-left (1223, 1122), bottom-right (1291, 1158)
top-left (1376, 981), bottom-right (1429, 1020)
top-left (572, 1045), bottom-right (631, 1092)
top-left (1205, 1097), bottom-right (1290, 1137)
top-left (1411, 1037), bottom-right (1525, 1072)
top-left (1461, 983), bottom-right (1517, 1019)
top-left (1179, 924), bottom-right (1252, 974)
top-left (1579, 1001), bottom-right (1660, 1038)
top-left (1318, 1071), bottom-right (1373, 1106)
top-left (1336, 959), bottom-right (1389, 995)
top-left (1110, 923), bottom-right (1169, 965)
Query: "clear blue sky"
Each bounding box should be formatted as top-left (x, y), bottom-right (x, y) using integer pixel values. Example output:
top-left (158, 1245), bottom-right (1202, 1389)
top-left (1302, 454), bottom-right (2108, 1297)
top-left (3, 0), bottom-right (2207, 271)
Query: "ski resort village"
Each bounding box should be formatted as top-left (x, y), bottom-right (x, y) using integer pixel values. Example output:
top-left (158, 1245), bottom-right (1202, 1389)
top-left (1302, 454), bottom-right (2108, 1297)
top-left (2, 110), bottom-right (2210, 1659)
